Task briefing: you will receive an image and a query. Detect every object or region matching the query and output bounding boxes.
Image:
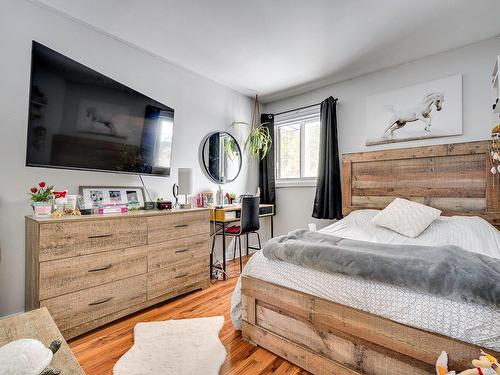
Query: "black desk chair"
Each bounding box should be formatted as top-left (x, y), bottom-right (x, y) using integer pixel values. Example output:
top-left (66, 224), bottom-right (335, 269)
top-left (224, 196), bottom-right (262, 272)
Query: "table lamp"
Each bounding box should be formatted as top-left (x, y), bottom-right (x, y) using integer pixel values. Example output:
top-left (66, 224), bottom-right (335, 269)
top-left (178, 168), bottom-right (193, 209)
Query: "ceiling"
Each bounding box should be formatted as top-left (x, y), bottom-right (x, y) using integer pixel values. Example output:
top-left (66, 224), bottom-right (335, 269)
top-left (33, 0), bottom-right (500, 102)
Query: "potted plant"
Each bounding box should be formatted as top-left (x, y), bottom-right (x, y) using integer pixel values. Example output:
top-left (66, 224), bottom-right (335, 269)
top-left (245, 124), bottom-right (272, 160)
top-left (241, 95), bottom-right (272, 160)
top-left (30, 181), bottom-right (53, 217)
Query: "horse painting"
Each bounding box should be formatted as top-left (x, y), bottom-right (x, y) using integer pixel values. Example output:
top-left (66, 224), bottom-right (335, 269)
top-left (86, 107), bottom-right (117, 136)
top-left (383, 92), bottom-right (445, 138)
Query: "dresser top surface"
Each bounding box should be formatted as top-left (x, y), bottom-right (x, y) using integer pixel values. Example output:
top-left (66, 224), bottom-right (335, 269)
top-left (26, 207), bottom-right (210, 223)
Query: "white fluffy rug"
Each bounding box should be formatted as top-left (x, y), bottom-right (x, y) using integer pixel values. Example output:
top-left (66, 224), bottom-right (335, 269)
top-left (113, 316), bottom-right (226, 375)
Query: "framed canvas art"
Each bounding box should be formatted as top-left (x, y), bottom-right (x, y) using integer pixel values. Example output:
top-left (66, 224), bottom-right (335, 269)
top-left (365, 75), bottom-right (462, 146)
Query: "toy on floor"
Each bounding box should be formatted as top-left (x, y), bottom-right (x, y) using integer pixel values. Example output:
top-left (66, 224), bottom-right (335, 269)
top-left (0, 338), bottom-right (62, 375)
top-left (436, 350), bottom-right (500, 375)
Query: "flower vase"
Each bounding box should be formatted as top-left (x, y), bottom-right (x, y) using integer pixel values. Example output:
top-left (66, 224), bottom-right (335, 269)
top-left (33, 201), bottom-right (52, 217)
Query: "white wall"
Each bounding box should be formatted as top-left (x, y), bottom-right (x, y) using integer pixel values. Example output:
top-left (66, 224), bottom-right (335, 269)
top-left (0, 0), bottom-right (257, 316)
top-left (265, 38), bottom-right (500, 236)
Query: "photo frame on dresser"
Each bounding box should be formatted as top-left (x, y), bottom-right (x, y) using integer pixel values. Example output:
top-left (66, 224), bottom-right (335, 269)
top-left (79, 186), bottom-right (146, 209)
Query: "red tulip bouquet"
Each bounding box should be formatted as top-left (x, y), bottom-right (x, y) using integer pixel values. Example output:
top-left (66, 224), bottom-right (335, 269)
top-left (30, 181), bottom-right (54, 217)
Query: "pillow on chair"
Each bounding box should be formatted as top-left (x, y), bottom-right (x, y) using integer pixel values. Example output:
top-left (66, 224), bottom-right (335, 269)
top-left (371, 198), bottom-right (441, 238)
top-left (225, 226), bottom-right (240, 234)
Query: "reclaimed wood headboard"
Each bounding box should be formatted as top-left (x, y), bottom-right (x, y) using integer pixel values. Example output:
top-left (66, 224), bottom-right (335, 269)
top-left (342, 140), bottom-right (500, 228)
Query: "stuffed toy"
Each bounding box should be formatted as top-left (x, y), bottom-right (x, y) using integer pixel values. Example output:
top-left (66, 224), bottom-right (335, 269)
top-left (436, 350), bottom-right (500, 375)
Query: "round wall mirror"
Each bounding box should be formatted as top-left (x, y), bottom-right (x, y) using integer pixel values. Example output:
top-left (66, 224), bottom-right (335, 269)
top-left (201, 132), bottom-right (242, 184)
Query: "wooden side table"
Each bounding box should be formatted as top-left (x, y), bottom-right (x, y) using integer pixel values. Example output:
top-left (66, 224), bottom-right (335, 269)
top-left (0, 307), bottom-right (84, 374)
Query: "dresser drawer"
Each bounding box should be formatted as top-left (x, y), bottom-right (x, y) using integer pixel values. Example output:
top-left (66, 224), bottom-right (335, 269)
top-left (147, 257), bottom-right (209, 300)
top-left (41, 275), bottom-right (147, 332)
top-left (148, 234), bottom-right (210, 271)
top-left (39, 218), bottom-right (147, 261)
top-left (147, 210), bottom-right (209, 243)
top-left (39, 247), bottom-right (148, 300)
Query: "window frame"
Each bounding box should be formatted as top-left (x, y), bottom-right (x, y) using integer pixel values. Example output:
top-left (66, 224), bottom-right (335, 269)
top-left (274, 107), bottom-right (320, 187)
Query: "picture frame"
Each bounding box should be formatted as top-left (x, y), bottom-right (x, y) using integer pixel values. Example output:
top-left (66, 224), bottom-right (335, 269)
top-left (365, 75), bottom-right (462, 146)
top-left (79, 186), bottom-right (146, 209)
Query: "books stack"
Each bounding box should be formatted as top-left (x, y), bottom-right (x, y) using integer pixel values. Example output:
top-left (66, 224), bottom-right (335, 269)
top-left (98, 202), bottom-right (128, 214)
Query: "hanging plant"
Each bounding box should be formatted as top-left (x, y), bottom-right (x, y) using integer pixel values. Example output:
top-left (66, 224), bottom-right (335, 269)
top-left (245, 125), bottom-right (271, 160)
top-left (244, 95), bottom-right (272, 160)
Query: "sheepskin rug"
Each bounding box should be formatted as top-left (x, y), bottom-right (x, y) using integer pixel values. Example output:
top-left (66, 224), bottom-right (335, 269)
top-left (113, 316), bottom-right (226, 375)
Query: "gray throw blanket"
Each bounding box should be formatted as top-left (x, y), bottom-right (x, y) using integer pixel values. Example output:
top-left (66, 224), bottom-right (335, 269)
top-left (263, 229), bottom-right (500, 309)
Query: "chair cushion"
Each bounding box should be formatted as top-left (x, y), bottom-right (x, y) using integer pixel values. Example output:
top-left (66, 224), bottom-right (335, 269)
top-left (225, 225), bottom-right (240, 234)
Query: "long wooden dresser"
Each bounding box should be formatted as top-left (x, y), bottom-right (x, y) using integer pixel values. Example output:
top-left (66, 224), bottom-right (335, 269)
top-left (25, 208), bottom-right (210, 339)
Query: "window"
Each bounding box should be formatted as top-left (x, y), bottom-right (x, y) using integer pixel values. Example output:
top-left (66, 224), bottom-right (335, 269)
top-left (275, 107), bottom-right (320, 186)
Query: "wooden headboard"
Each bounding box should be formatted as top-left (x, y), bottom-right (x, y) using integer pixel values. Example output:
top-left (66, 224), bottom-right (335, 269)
top-left (342, 141), bottom-right (500, 228)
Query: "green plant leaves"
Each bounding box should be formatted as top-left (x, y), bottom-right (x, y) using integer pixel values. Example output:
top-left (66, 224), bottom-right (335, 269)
top-left (29, 185), bottom-right (54, 202)
top-left (244, 124), bottom-right (272, 160)
top-left (224, 137), bottom-right (238, 160)
top-left (237, 95), bottom-right (273, 160)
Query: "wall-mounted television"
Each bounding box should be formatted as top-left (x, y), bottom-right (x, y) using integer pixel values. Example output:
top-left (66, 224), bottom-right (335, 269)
top-left (26, 41), bottom-right (174, 176)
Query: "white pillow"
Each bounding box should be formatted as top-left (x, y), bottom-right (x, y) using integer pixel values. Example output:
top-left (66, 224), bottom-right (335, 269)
top-left (371, 198), bottom-right (441, 238)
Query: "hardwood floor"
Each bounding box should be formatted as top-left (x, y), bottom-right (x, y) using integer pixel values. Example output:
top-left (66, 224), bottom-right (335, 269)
top-left (69, 255), bottom-right (309, 374)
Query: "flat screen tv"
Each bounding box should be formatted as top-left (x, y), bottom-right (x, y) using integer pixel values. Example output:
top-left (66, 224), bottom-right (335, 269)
top-left (26, 41), bottom-right (174, 176)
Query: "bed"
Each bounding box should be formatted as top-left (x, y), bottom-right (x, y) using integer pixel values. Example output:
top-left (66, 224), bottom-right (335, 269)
top-left (233, 141), bottom-right (500, 375)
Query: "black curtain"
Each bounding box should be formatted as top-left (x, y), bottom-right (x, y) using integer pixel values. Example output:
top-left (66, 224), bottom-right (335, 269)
top-left (259, 114), bottom-right (276, 211)
top-left (312, 97), bottom-right (342, 220)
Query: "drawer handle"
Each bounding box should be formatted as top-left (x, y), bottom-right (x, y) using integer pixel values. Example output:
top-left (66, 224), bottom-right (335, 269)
top-left (174, 248), bottom-right (189, 253)
top-left (88, 297), bottom-right (113, 306)
top-left (174, 273), bottom-right (188, 279)
top-left (88, 233), bottom-right (113, 239)
top-left (88, 264), bottom-right (113, 273)
top-left (174, 224), bottom-right (188, 228)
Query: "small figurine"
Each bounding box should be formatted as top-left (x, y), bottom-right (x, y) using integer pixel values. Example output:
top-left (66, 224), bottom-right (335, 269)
top-left (436, 350), bottom-right (500, 375)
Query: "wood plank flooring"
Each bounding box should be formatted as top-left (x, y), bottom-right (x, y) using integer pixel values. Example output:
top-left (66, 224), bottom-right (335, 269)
top-left (69, 256), bottom-right (309, 374)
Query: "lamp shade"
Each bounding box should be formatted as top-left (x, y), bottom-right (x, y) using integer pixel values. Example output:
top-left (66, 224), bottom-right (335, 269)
top-left (178, 168), bottom-right (193, 195)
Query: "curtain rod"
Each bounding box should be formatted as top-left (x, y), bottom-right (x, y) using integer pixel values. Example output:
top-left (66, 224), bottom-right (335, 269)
top-left (273, 97), bottom-right (338, 116)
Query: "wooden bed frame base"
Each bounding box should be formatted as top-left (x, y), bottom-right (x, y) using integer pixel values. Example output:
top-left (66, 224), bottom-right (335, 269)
top-left (241, 276), bottom-right (499, 375)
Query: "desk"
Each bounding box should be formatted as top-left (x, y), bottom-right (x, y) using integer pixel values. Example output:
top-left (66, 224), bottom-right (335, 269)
top-left (210, 204), bottom-right (274, 279)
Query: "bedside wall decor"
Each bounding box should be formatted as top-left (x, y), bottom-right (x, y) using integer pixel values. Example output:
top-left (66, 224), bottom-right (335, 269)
top-left (490, 123), bottom-right (500, 176)
top-left (366, 75), bottom-right (463, 146)
top-left (492, 55), bottom-right (499, 113)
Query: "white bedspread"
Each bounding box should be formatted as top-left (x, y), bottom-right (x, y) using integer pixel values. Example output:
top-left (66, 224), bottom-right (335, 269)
top-left (230, 210), bottom-right (500, 351)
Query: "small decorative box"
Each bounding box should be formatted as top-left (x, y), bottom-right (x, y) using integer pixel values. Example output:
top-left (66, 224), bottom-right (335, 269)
top-left (98, 203), bottom-right (128, 214)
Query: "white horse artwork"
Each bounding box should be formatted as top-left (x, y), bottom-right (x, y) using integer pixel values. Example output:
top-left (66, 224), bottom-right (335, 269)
top-left (76, 99), bottom-right (129, 139)
top-left (365, 75), bottom-right (462, 146)
top-left (383, 92), bottom-right (444, 138)
top-left (86, 107), bottom-right (117, 136)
